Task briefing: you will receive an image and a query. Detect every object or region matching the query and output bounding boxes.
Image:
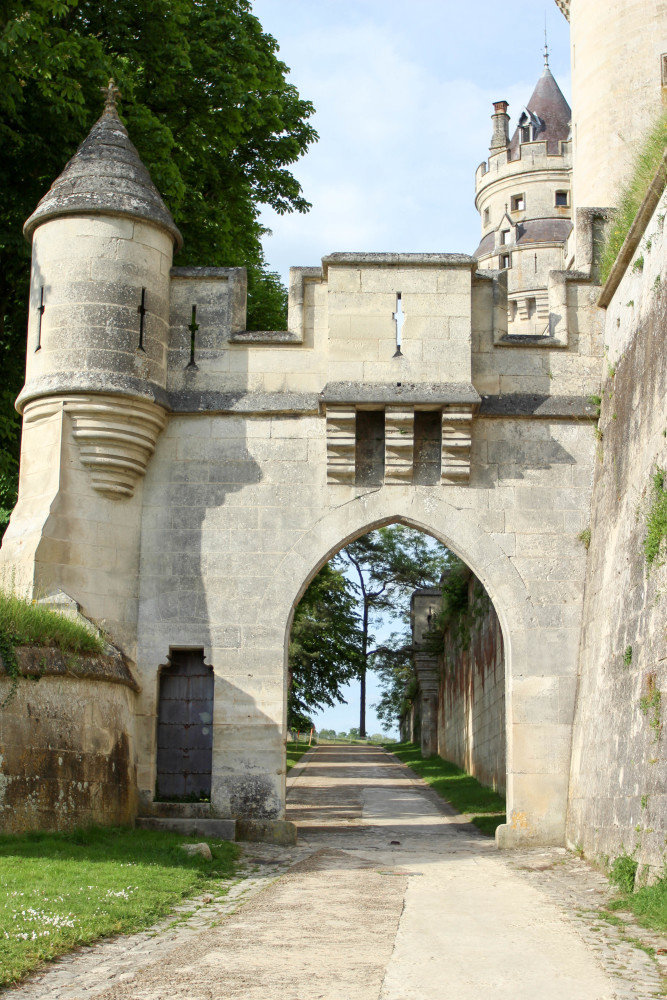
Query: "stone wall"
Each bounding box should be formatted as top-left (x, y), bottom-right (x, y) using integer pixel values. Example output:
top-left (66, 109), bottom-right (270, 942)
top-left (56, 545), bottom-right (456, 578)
top-left (567, 189), bottom-right (667, 872)
top-left (438, 576), bottom-right (506, 793)
top-left (0, 649), bottom-right (138, 833)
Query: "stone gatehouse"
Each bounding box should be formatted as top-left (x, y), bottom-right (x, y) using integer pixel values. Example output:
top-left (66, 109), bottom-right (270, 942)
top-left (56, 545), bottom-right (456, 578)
top-left (2, 0), bottom-right (667, 865)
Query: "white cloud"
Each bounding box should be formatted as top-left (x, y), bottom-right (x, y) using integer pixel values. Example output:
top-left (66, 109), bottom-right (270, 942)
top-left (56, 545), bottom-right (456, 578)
top-left (253, 1), bottom-right (571, 280)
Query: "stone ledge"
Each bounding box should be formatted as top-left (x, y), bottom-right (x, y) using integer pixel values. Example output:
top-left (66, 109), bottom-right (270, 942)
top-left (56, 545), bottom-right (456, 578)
top-left (0, 646), bottom-right (140, 691)
top-left (169, 390), bottom-right (320, 414)
top-left (320, 381), bottom-right (481, 408)
top-left (478, 394), bottom-right (597, 418)
top-left (229, 330), bottom-right (302, 344)
top-left (16, 374), bottom-right (170, 413)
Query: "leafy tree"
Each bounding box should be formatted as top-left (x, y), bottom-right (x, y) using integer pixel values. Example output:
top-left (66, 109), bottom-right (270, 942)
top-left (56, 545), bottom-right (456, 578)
top-left (0, 0), bottom-right (317, 528)
top-left (287, 563), bottom-right (363, 730)
top-left (337, 525), bottom-right (451, 737)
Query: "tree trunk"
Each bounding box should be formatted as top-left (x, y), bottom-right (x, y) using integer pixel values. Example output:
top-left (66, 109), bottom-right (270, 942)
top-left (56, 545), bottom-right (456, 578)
top-left (360, 599), bottom-right (368, 737)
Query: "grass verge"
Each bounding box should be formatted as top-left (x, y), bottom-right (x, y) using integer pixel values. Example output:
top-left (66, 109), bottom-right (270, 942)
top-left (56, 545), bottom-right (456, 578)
top-left (0, 826), bottom-right (238, 986)
top-left (606, 871), bottom-right (667, 934)
top-left (600, 110), bottom-right (667, 284)
top-left (286, 740), bottom-right (312, 771)
top-left (387, 742), bottom-right (506, 837)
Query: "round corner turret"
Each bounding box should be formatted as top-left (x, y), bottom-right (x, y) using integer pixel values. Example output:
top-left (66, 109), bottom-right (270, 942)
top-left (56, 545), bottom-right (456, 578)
top-left (19, 98), bottom-right (181, 413)
top-left (473, 65), bottom-right (573, 336)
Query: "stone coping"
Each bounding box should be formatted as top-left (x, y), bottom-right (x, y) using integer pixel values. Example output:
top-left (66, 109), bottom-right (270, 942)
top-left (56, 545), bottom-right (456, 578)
top-left (321, 252), bottom-right (476, 276)
top-left (598, 148), bottom-right (667, 308)
top-left (170, 266), bottom-right (243, 279)
top-left (0, 646), bottom-right (140, 691)
top-left (320, 381), bottom-right (481, 407)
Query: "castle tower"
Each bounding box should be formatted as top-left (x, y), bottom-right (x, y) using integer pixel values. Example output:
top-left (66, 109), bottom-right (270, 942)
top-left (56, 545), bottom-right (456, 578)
top-left (0, 84), bottom-right (182, 653)
top-left (474, 57), bottom-right (572, 335)
top-left (555, 0), bottom-right (667, 215)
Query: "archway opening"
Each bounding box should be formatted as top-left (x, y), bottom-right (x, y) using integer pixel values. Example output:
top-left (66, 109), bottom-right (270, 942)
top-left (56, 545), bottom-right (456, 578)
top-left (286, 521), bottom-right (507, 807)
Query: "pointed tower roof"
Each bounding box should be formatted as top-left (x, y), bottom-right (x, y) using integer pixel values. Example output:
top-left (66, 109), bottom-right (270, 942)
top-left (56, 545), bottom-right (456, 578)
top-left (509, 65), bottom-right (571, 159)
top-left (24, 86), bottom-right (182, 249)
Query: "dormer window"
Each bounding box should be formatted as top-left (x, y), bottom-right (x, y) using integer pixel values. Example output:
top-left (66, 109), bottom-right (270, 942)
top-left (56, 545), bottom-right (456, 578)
top-left (511, 194), bottom-right (525, 212)
top-left (500, 229), bottom-right (510, 246)
top-left (521, 126), bottom-right (531, 143)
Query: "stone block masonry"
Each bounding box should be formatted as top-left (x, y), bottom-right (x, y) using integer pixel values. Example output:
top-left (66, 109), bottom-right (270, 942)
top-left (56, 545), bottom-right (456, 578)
top-left (567, 189), bottom-right (667, 874)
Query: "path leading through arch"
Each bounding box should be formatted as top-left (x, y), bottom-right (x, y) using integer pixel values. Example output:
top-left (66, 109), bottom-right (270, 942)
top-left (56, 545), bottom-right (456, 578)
top-left (7, 747), bottom-right (662, 1000)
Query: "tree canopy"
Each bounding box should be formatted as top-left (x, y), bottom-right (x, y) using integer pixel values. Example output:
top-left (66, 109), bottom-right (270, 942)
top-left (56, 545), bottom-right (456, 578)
top-left (287, 563), bottom-right (363, 730)
top-left (288, 526), bottom-right (452, 736)
top-left (0, 0), bottom-right (317, 523)
top-left (338, 526), bottom-right (451, 735)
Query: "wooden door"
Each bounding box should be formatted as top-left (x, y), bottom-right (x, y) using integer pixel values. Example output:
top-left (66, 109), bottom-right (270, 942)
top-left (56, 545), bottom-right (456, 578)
top-left (156, 650), bottom-right (214, 800)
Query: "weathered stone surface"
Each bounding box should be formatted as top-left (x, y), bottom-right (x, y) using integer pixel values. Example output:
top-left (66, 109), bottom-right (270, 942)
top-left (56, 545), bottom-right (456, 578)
top-left (1, 646), bottom-right (139, 690)
top-left (24, 108), bottom-right (182, 248)
top-left (567, 189), bottom-right (667, 874)
top-left (0, 669), bottom-right (136, 833)
top-left (235, 818), bottom-right (298, 846)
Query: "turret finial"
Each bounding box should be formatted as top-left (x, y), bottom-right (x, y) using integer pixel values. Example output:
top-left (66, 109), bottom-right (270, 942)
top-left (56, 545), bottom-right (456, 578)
top-left (101, 79), bottom-right (121, 115)
top-left (544, 17), bottom-right (550, 68)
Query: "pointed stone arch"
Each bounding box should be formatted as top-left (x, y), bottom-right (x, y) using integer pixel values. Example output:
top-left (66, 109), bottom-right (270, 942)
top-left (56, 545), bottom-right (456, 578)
top-left (253, 488), bottom-right (572, 847)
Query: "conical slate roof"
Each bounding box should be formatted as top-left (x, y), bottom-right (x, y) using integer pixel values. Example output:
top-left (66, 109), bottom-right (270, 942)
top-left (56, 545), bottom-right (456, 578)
top-left (509, 65), bottom-right (571, 158)
top-left (24, 106), bottom-right (183, 248)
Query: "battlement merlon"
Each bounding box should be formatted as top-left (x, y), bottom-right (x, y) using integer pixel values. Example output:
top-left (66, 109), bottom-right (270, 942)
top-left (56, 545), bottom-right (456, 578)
top-left (475, 138), bottom-right (572, 191)
top-left (163, 252), bottom-right (479, 399)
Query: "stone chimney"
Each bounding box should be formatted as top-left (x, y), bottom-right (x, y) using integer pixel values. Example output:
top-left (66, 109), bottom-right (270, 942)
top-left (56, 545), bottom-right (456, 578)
top-left (490, 100), bottom-right (510, 150)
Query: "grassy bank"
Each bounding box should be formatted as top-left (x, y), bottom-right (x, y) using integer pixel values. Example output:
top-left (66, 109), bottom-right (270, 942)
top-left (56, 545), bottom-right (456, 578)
top-left (387, 742), bottom-right (506, 836)
top-left (286, 740), bottom-right (312, 771)
top-left (600, 110), bottom-right (667, 284)
top-left (0, 592), bottom-right (105, 655)
top-left (0, 826), bottom-right (238, 986)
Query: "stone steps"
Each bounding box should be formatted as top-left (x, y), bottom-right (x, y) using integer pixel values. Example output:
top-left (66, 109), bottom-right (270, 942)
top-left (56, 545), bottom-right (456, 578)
top-left (138, 801), bottom-right (213, 819)
top-left (136, 816), bottom-right (237, 839)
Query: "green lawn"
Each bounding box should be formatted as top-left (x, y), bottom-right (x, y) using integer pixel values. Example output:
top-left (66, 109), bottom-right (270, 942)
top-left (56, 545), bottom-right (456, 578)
top-left (286, 740), bottom-right (312, 771)
top-left (387, 742), bottom-right (506, 836)
top-left (0, 826), bottom-right (238, 986)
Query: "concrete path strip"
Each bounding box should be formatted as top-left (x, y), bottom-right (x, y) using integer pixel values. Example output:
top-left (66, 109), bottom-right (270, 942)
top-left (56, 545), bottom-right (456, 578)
top-left (91, 849), bottom-right (407, 1000)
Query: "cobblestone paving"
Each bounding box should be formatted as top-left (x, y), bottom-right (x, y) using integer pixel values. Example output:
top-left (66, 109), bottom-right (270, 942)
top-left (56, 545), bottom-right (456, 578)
top-left (506, 848), bottom-right (667, 999)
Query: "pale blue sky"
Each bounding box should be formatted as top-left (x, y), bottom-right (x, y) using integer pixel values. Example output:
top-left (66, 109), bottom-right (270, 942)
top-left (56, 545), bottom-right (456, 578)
top-left (252, 0), bottom-right (571, 284)
top-left (251, 2), bottom-right (572, 735)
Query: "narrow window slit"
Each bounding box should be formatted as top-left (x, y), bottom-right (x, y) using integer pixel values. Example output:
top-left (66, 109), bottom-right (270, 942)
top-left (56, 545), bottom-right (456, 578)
top-left (393, 293), bottom-right (404, 357)
top-left (36, 287), bottom-right (45, 352)
top-left (137, 287), bottom-right (147, 352)
top-left (187, 305), bottom-right (199, 369)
